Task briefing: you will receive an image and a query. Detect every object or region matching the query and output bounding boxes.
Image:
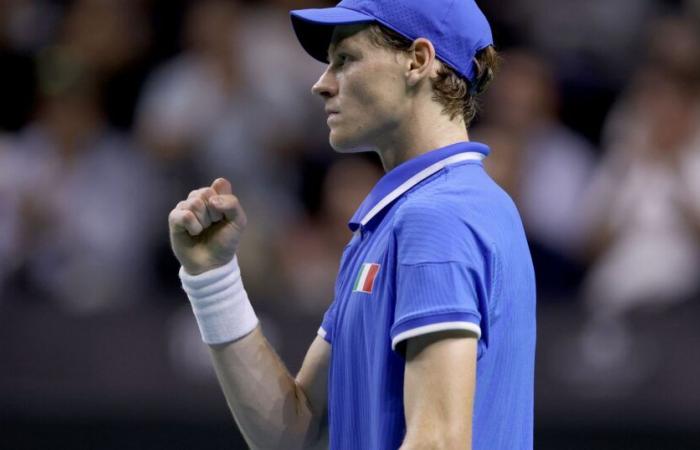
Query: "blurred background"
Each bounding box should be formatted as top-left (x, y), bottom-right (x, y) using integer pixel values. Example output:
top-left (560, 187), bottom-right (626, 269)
top-left (1, 0), bottom-right (699, 448)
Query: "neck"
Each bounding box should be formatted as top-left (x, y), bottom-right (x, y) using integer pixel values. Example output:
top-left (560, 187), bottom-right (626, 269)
top-left (374, 112), bottom-right (470, 172)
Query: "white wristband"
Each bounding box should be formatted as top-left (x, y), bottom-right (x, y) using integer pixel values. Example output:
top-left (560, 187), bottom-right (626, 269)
top-left (179, 255), bottom-right (259, 345)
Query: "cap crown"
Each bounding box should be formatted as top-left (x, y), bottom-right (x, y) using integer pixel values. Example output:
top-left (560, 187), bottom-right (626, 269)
top-left (336, 0), bottom-right (492, 81)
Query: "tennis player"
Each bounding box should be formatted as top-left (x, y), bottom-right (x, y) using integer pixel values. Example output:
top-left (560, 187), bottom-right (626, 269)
top-left (169, 1), bottom-right (536, 448)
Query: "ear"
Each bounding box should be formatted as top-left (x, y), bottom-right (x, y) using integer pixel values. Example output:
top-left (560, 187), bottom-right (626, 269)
top-left (406, 38), bottom-right (437, 87)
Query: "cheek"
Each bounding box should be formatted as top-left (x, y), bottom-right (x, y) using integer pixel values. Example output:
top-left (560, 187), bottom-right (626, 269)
top-left (346, 74), bottom-right (403, 124)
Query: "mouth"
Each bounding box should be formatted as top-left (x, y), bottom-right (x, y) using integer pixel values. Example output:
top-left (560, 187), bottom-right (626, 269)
top-left (326, 111), bottom-right (340, 124)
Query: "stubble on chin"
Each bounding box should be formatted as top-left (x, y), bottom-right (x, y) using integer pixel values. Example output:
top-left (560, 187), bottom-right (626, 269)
top-left (329, 130), bottom-right (366, 154)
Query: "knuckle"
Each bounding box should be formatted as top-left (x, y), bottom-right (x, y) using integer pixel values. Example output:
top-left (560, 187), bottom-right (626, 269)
top-left (183, 210), bottom-right (196, 222)
top-left (191, 198), bottom-right (205, 210)
top-left (169, 210), bottom-right (187, 228)
top-left (187, 187), bottom-right (206, 199)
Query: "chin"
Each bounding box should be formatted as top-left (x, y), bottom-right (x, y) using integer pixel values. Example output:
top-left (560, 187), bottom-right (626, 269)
top-left (329, 129), bottom-right (374, 154)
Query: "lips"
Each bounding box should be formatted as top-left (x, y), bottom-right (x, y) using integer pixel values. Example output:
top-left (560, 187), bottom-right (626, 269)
top-left (325, 106), bottom-right (340, 116)
top-left (326, 110), bottom-right (340, 126)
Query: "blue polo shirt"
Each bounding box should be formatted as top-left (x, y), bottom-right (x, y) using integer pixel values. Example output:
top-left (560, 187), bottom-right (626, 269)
top-left (319, 141), bottom-right (536, 450)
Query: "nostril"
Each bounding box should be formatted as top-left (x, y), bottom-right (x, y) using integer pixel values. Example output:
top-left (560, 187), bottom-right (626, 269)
top-left (311, 84), bottom-right (326, 97)
top-left (311, 85), bottom-right (333, 99)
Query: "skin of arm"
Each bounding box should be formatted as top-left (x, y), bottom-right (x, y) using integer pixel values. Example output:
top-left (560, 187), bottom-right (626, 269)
top-left (399, 331), bottom-right (478, 450)
top-left (209, 328), bottom-right (330, 450)
top-left (168, 178), bottom-right (330, 449)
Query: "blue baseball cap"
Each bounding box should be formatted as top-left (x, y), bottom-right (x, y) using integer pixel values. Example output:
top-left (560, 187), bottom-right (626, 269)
top-left (290, 0), bottom-right (493, 83)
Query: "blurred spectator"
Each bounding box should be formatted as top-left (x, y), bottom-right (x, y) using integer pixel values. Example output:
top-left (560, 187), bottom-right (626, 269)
top-left (0, 0), bottom-right (61, 53)
top-left (136, 0), bottom-right (249, 164)
top-left (137, 0), bottom-right (274, 183)
top-left (274, 156), bottom-right (383, 316)
top-left (488, 0), bottom-right (660, 84)
top-left (474, 127), bottom-right (521, 203)
top-left (2, 25), bottom-right (163, 314)
top-left (687, 0), bottom-right (700, 21)
top-left (60, 0), bottom-right (152, 129)
top-left (238, 0), bottom-right (329, 155)
top-left (580, 17), bottom-right (700, 316)
top-left (562, 15), bottom-right (700, 392)
top-left (59, 0), bottom-right (149, 78)
top-left (0, 1), bottom-right (47, 132)
top-left (0, 135), bottom-right (20, 296)
top-left (476, 50), bottom-right (597, 299)
top-left (135, 0), bottom-right (302, 254)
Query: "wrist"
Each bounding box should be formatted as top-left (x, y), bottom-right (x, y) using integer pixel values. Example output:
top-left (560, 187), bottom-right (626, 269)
top-left (180, 253), bottom-right (238, 277)
top-left (179, 255), bottom-right (259, 344)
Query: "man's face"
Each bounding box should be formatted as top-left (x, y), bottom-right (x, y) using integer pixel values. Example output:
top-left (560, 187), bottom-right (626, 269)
top-left (312, 25), bottom-right (409, 152)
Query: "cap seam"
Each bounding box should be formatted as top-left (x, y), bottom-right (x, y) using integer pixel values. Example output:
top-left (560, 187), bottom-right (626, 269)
top-left (436, 0), bottom-right (468, 79)
top-left (439, 0), bottom-right (458, 32)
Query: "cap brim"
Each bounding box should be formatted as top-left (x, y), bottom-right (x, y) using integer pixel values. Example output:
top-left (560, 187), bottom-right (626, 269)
top-left (290, 7), bottom-right (375, 64)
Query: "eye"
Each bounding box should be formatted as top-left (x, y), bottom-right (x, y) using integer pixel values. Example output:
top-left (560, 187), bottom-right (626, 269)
top-left (333, 53), bottom-right (351, 68)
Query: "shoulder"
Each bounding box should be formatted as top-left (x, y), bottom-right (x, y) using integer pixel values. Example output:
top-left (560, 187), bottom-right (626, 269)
top-left (393, 162), bottom-right (513, 231)
top-left (390, 174), bottom-right (486, 264)
top-left (391, 163), bottom-right (523, 263)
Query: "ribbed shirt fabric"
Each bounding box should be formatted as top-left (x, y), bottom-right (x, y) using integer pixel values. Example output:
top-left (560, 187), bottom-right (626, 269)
top-left (320, 141), bottom-right (536, 449)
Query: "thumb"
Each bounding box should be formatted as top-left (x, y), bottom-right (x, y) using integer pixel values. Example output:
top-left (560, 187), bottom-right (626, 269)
top-left (211, 177), bottom-right (232, 196)
top-left (210, 194), bottom-right (247, 227)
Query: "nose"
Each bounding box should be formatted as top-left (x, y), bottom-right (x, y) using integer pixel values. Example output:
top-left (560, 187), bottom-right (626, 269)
top-left (311, 66), bottom-right (337, 99)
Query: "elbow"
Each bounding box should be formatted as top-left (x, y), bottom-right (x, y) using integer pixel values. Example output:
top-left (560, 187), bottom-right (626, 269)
top-left (244, 403), bottom-right (322, 450)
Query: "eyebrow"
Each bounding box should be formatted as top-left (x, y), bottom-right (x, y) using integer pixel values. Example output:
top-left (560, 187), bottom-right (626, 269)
top-left (327, 25), bottom-right (365, 61)
top-left (327, 40), bottom-right (348, 61)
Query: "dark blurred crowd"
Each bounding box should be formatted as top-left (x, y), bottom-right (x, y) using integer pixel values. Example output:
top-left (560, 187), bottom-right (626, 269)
top-left (1, 0), bottom-right (700, 428)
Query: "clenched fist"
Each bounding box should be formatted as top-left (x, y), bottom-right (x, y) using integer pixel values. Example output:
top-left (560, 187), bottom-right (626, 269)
top-left (169, 178), bottom-right (247, 275)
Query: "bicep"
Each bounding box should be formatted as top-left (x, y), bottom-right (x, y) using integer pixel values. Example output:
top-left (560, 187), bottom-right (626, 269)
top-left (402, 331), bottom-right (478, 449)
top-left (295, 336), bottom-right (331, 448)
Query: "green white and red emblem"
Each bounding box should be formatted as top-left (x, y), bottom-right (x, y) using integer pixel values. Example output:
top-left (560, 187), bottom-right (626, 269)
top-left (353, 263), bottom-right (381, 293)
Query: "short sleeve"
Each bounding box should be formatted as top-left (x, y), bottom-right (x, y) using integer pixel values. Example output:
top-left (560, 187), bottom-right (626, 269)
top-left (390, 201), bottom-right (492, 353)
top-left (318, 298), bottom-right (338, 344)
top-left (318, 239), bottom-right (357, 344)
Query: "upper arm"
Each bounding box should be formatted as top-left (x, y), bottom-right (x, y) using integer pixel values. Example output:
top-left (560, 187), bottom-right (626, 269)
top-left (402, 331), bottom-right (478, 450)
top-left (295, 336), bottom-right (331, 449)
top-left (391, 200), bottom-right (490, 357)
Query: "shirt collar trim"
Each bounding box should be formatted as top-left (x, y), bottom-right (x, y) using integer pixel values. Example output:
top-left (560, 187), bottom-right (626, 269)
top-left (348, 142), bottom-right (489, 231)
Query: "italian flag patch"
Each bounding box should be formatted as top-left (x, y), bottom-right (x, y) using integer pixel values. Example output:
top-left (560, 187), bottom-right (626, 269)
top-left (353, 263), bottom-right (381, 294)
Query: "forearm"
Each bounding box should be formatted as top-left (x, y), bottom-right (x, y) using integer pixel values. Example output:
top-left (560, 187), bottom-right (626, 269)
top-left (169, 180), bottom-right (327, 448)
top-left (209, 326), bottom-right (318, 450)
top-left (399, 421), bottom-right (471, 450)
top-left (399, 440), bottom-right (470, 450)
